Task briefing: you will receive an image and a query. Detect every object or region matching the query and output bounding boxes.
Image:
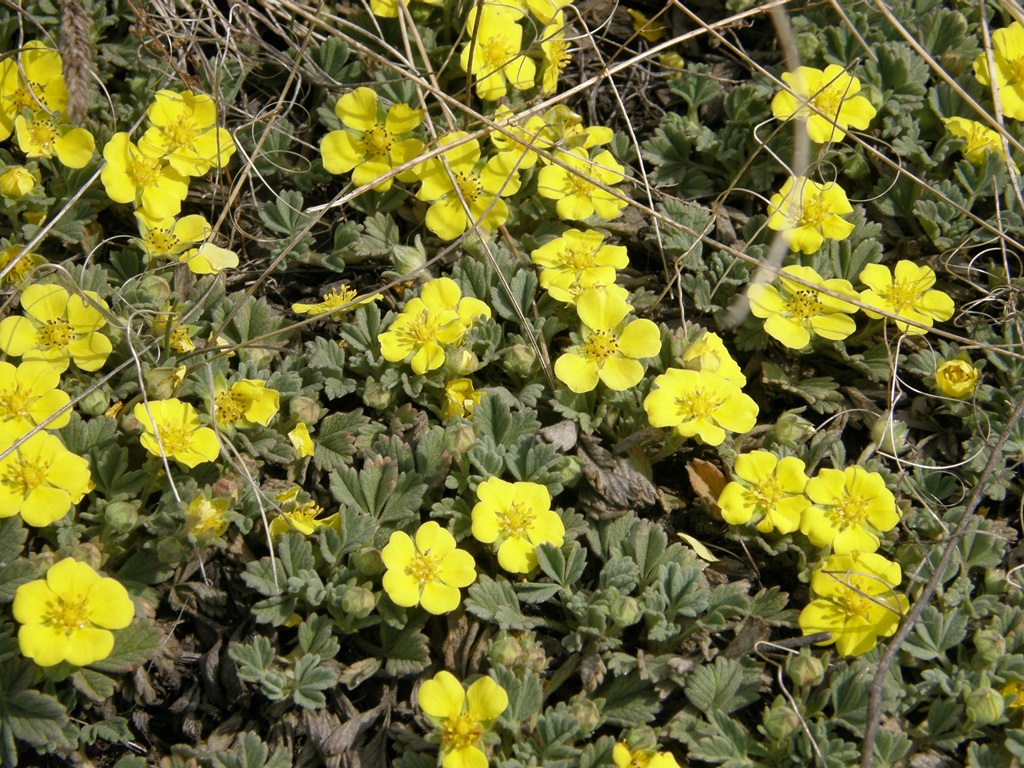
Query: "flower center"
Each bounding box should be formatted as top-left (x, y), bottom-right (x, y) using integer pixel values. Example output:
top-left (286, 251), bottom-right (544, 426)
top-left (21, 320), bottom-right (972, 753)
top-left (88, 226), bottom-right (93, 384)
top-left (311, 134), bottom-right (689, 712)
top-left (1007, 57), bottom-right (1024, 85)
top-left (812, 83), bottom-right (845, 120)
top-left (835, 576), bottom-right (874, 618)
top-left (560, 244), bottom-right (596, 272)
top-left (546, 38), bottom-right (571, 73)
top-left (362, 124), bottom-right (394, 157)
top-left (887, 279), bottom-right (922, 313)
top-left (454, 171), bottom-right (483, 203)
top-left (0, 384), bottom-right (36, 422)
top-left (481, 35), bottom-right (515, 71)
top-left (395, 311), bottom-right (442, 347)
top-left (566, 169), bottom-right (594, 196)
top-left (2, 453), bottom-right (49, 495)
top-left (583, 329), bottom-right (618, 363)
top-left (289, 501), bottom-right (325, 526)
top-left (47, 593), bottom-right (91, 635)
top-left (27, 119), bottom-right (58, 152)
top-left (214, 390), bottom-right (246, 426)
top-left (130, 152), bottom-right (164, 188)
top-left (751, 475), bottom-right (783, 509)
top-left (796, 193), bottom-right (828, 228)
top-left (10, 81), bottom-right (47, 111)
top-left (832, 492), bottom-right (869, 524)
top-left (145, 228), bottom-right (180, 256)
top-left (0, 247), bottom-right (35, 286)
top-left (674, 387), bottom-right (721, 421)
top-left (497, 501), bottom-right (535, 538)
top-left (153, 420), bottom-right (192, 455)
top-left (166, 115), bottom-right (200, 148)
top-left (442, 714), bottom-right (483, 751)
top-left (407, 550), bottom-right (441, 583)
top-left (38, 318), bottom-right (74, 350)
top-left (787, 289), bottom-right (823, 320)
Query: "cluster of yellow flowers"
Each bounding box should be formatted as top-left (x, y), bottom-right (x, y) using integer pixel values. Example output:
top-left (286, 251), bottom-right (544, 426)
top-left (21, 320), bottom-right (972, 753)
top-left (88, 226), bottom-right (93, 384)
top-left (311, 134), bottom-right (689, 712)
top-left (718, 451), bottom-right (908, 655)
top-left (749, 261), bottom-right (955, 349)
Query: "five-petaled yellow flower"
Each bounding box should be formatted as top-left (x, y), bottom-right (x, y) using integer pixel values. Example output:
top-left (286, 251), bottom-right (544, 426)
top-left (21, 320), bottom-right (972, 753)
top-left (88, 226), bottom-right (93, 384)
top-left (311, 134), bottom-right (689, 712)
top-left (798, 551), bottom-right (909, 657)
top-left (973, 22), bottom-right (1024, 120)
top-left (418, 671), bottom-right (508, 768)
top-left (540, 13), bottom-right (572, 95)
top-left (718, 451), bottom-right (810, 534)
top-left (943, 117), bottom-right (1015, 166)
top-left (0, 283), bottom-right (112, 373)
top-left (134, 398), bottom-right (221, 468)
top-left (13, 559), bottom-right (134, 667)
top-left (321, 88), bottom-right (423, 192)
top-left (0, 361), bottom-right (71, 435)
top-left (213, 379), bottom-right (280, 428)
top-left (530, 228), bottom-right (628, 301)
top-left (748, 265), bottom-right (858, 349)
top-left (858, 261), bottom-right (955, 335)
top-left (554, 287), bottom-right (661, 393)
top-left (378, 277), bottom-right (491, 374)
top-left (471, 477), bottom-right (565, 573)
top-left (269, 494), bottom-right (338, 536)
top-left (800, 466), bottom-right (899, 554)
top-left (934, 358), bottom-right (980, 399)
top-left (13, 112), bottom-right (94, 169)
top-left (460, 5), bottom-right (536, 100)
top-left (767, 175), bottom-right (856, 254)
top-left (644, 369), bottom-right (759, 446)
top-left (134, 212), bottom-right (239, 274)
top-left (613, 742), bottom-right (682, 768)
top-left (0, 41), bottom-right (68, 141)
top-left (382, 521), bottom-right (477, 614)
top-left (771, 64), bottom-right (877, 143)
top-left (537, 149), bottom-right (627, 221)
top-left (0, 423), bottom-right (91, 526)
top-left (101, 132), bottom-right (190, 220)
top-left (415, 132), bottom-right (520, 241)
top-left (139, 90), bottom-right (236, 176)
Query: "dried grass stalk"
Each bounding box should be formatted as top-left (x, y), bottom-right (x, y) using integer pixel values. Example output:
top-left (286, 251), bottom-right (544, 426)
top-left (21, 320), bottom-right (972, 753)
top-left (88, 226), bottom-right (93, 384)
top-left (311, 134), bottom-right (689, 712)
top-left (59, 0), bottom-right (93, 124)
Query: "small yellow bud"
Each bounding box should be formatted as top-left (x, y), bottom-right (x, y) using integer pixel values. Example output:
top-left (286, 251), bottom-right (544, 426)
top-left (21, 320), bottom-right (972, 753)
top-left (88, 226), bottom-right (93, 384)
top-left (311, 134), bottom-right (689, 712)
top-left (0, 166), bottom-right (37, 198)
top-left (935, 359), bottom-right (980, 398)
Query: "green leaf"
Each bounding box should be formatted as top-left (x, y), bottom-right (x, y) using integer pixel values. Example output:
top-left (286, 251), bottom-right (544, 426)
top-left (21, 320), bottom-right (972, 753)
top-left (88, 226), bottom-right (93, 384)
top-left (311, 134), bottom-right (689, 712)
top-left (211, 731), bottom-right (293, 768)
top-left (490, 269), bottom-right (538, 323)
top-left (684, 710), bottom-right (753, 767)
top-left (684, 657), bottom-right (761, 714)
top-left (88, 621), bottom-right (161, 674)
top-left (0, 686), bottom-right (70, 762)
top-left (465, 574), bottom-right (535, 630)
top-left (598, 556), bottom-right (640, 592)
top-left (0, 518), bottom-right (27, 566)
top-left (535, 541), bottom-right (587, 590)
top-left (379, 626), bottom-right (430, 677)
top-left (329, 458), bottom-right (427, 535)
top-left (78, 716), bottom-right (132, 746)
top-left (297, 615), bottom-right (341, 659)
top-left (314, 411), bottom-right (376, 471)
top-left (71, 668), bottom-right (116, 702)
top-left (90, 445), bottom-right (147, 501)
top-left (230, 636), bottom-right (275, 680)
top-left (596, 671), bottom-right (659, 726)
top-left (259, 189), bottom-right (307, 235)
top-left (278, 532), bottom-right (316, 577)
top-left (291, 654), bottom-right (337, 709)
top-left (903, 605), bottom-right (968, 661)
top-left (473, 397), bottom-right (541, 448)
top-left (493, 667), bottom-right (543, 723)
top-left (0, 558), bottom-right (35, 603)
top-left (307, 37), bottom-right (351, 80)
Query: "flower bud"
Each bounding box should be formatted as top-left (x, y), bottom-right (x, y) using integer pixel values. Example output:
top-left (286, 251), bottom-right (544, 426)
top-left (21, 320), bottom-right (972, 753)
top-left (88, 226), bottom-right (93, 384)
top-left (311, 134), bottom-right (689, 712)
top-left (569, 695), bottom-right (601, 734)
top-left (608, 593), bottom-right (641, 628)
top-left (502, 343), bottom-right (536, 376)
top-left (341, 585), bottom-right (377, 619)
top-left (446, 423), bottom-right (478, 456)
top-left (363, 379), bottom-right (395, 410)
top-left (352, 547), bottom-right (385, 577)
top-left (488, 630), bottom-right (547, 673)
top-left (973, 629), bottom-right (1005, 666)
top-left (966, 686), bottom-right (1006, 726)
top-left (78, 388), bottom-right (110, 417)
top-left (786, 649), bottom-right (825, 688)
top-left (935, 359), bottom-right (980, 399)
top-left (762, 695), bottom-right (802, 740)
top-left (0, 166), bottom-right (37, 198)
top-left (392, 243), bottom-right (426, 277)
top-left (289, 396), bottom-right (322, 424)
top-left (870, 417), bottom-right (911, 455)
top-left (771, 411), bottom-right (815, 446)
top-left (104, 501), bottom-right (138, 534)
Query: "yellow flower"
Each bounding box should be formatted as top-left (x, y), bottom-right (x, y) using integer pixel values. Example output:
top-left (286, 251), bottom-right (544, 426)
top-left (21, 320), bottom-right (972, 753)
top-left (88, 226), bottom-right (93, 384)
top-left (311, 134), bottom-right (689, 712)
top-left (533, 105), bottom-right (614, 156)
top-left (858, 261), bottom-right (955, 334)
top-left (134, 212), bottom-right (239, 274)
top-left (0, 423), bottom-right (90, 525)
top-left (471, 477), bottom-right (565, 573)
top-left (101, 132), bottom-right (189, 219)
top-left (133, 398), bottom-right (220, 468)
top-left (748, 265), bottom-right (858, 349)
top-left (0, 244), bottom-right (45, 288)
top-left (418, 671), bottom-right (508, 768)
top-left (1002, 681), bottom-right (1024, 711)
top-left (213, 379), bottom-right (280, 428)
top-left (943, 117), bottom-right (1014, 165)
top-left (934, 358), bottom-right (980, 399)
top-left (139, 90), bottom-right (236, 176)
top-left (0, 283), bottom-right (112, 373)
top-left (321, 88), bottom-right (423, 192)
top-left (444, 378), bottom-right (484, 419)
top-left (490, 105), bottom-right (546, 171)
top-left (460, 5), bottom-right (536, 100)
top-left (291, 285), bottom-right (380, 317)
top-left (973, 22), bottom-right (1024, 120)
top-left (14, 112), bottom-right (94, 168)
top-left (613, 742), bottom-right (682, 768)
top-left (718, 451), bottom-right (810, 534)
top-left (0, 361), bottom-right (71, 435)
top-left (0, 41), bottom-right (68, 141)
top-left (643, 368), bottom-right (759, 446)
top-left (268, 495), bottom-right (337, 536)
top-left (382, 521), bottom-right (476, 614)
top-left (13, 559), bottom-right (134, 667)
top-left (682, 331), bottom-right (746, 387)
top-left (767, 176), bottom-right (856, 254)
top-left (798, 551), bottom-right (908, 657)
top-left (554, 287), bottom-right (661, 393)
top-left (0, 166), bottom-right (37, 198)
top-left (288, 422), bottom-right (315, 458)
top-left (526, 0), bottom-right (567, 23)
top-left (537, 149), bottom-right (627, 221)
top-left (187, 496), bottom-right (230, 540)
top-left (415, 132), bottom-right (520, 241)
top-left (151, 310), bottom-right (196, 353)
top-left (530, 228), bottom-right (628, 298)
top-left (540, 13), bottom-right (572, 94)
top-left (800, 467), bottom-right (899, 554)
top-left (369, 0), bottom-right (441, 18)
top-left (771, 64), bottom-right (877, 143)
top-left (626, 9), bottom-right (666, 42)
top-left (378, 277), bottom-right (491, 374)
